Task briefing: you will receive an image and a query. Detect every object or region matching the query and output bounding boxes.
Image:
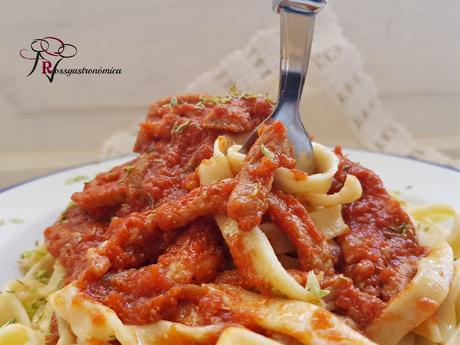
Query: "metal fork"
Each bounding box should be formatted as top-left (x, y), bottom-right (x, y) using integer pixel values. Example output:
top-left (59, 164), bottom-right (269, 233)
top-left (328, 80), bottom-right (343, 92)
top-left (241, 0), bottom-right (327, 173)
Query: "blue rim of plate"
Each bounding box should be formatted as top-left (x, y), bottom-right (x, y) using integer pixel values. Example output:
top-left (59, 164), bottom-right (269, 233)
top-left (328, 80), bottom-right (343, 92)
top-left (0, 149), bottom-right (458, 195)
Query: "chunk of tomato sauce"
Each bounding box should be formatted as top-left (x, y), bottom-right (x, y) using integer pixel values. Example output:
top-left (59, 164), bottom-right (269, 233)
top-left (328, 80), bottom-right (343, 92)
top-left (44, 205), bottom-right (112, 282)
top-left (334, 147), bottom-right (426, 301)
top-left (227, 121), bottom-right (295, 231)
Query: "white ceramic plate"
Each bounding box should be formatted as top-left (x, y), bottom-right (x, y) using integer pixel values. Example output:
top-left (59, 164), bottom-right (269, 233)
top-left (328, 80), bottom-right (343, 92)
top-left (0, 150), bottom-right (459, 286)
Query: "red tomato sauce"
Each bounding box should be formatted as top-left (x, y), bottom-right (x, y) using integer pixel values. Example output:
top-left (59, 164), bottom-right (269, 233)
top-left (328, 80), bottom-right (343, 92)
top-left (227, 121), bottom-right (295, 231)
top-left (267, 191), bottom-right (334, 273)
top-left (336, 147), bottom-right (426, 302)
top-left (325, 147), bottom-right (426, 327)
top-left (45, 314), bottom-right (59, 345)
top-left (44, 94), bottom-right (426, 332)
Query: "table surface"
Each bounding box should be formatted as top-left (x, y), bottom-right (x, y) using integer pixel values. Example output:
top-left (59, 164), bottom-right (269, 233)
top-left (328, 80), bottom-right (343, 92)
top-left (1, 0), bottom-right (459, 189)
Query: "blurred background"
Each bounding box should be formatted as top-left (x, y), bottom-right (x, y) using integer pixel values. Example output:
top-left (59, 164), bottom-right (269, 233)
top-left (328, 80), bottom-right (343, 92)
top-left (1, 0), bottom-right (459, 189)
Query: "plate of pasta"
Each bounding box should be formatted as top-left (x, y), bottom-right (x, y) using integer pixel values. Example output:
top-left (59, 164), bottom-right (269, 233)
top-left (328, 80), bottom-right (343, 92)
top-left (0, 93), bottom-right (459, 345)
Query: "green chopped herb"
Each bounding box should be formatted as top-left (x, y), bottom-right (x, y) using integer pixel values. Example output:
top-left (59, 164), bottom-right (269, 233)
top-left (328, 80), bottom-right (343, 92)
top-left (10, 218), bottom-right (25, 224)
top-left (33, 269), bottom-right (51, 284)
top-left (391, 223), bottom-right (410, 234)
top-left (58, 211), bottom-right (68, 223)
top-left (65, 175), bottom-right (90, 185)
top-left (16, 279), bottom-right (26, 287)
top-left (20, 248), bottom-right (46, 260)
top-left (2, 318), bottom-right (16, 328)
top-left (123, 165), bottom-right (135, 175)
top-left (170, 97), bottom-right (178, 107)
top-left (228, 84), bottom-right (275, 102)
top-left (240, 92), bottom-right (258, 99)
top-left (5, 289), bottom-right (15, 294)
top-left (36, 310), bottom-right (45, 322)
top-left (199, 95), bottom-right (232, 105)
top-left (199, 96), bottom-right (217, 105)
top-left (195, 102), bottom-right (205, 109)
top-left (229, 83), bottom-right (240, 97)
top-left (261, 144), bottom-right (275, 161)
top-left (26, 297), bottom-right (47, 319)
top-left (220, 95), bottom-right (233, 103)
top-left (171, 120), bottom-right (193, 136)
top-left (306, 271), bottom-right (329, 302)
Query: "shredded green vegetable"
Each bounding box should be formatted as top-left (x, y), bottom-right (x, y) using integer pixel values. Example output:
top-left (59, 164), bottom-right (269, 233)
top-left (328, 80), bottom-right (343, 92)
top-left (33, 269), bottom-right (51, 284)
top-left (19, 244), bottom-right (47, 274)
top-left (306, 271), bottom-right (329, 302)
top-left (26, 297), bottom-right (47, 319)
top-left (170, 97), bottom-right (178, 106)
top-left (261, 144), bottom-right (275, 161)
top-left (171, 120), bottom-right (193, 136)
top-left (1, 319), bottom-right (16, 328)
top-left (123, 165), bottom-right (135, 175)
top-left (229, 83), bottom-right (240, 97)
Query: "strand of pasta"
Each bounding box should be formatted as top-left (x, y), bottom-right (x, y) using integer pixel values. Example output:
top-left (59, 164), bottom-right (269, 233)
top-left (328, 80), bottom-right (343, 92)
top-left (387, 199), bottom-right (460, 345)
top-left (49, 283), bottom-right (376, 345)
top-left (406, 204), bottom-right (460, 345)
top-left (0, 246), bottom-right (66, 345)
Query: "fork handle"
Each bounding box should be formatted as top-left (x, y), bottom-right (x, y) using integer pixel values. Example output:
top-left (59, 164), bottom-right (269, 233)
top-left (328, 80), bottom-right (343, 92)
top-left (274, 1), bottom-right (326, 116)
top-left (273, 0), bottom-right (326, 14)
